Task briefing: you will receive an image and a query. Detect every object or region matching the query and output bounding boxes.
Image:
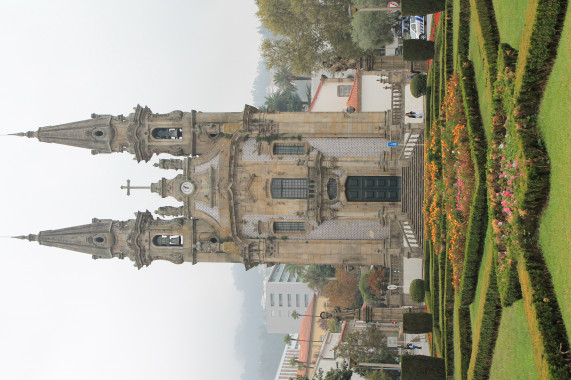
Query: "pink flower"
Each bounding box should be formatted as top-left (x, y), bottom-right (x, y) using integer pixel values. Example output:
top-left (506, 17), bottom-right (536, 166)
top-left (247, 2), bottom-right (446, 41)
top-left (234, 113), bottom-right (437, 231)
top-left (498, 221), bottom-right (503, 226)
top-left (508, 180), bottom-right (512, 185)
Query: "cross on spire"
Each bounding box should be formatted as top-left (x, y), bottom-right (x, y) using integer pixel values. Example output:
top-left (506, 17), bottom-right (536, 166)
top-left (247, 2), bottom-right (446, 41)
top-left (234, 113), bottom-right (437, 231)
top-left (120, 179), bottom-right (151, 196)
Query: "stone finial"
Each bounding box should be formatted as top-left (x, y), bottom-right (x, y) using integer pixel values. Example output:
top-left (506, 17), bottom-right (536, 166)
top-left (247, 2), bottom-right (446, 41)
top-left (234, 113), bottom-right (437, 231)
top-left (10, 131), bottom-right (38, 138)
top-left (13, 234), bottom-right (38, 241)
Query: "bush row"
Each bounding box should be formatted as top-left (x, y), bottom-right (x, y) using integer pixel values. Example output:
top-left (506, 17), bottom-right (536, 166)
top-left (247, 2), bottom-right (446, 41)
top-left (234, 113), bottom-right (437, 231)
top-left (488, 45), bottom-right (522, 307)
top-left (443, 0), bottom-right (454, 80)
top-left (470, 0), bottom-right (499, 87)
top-left (442, 253), bottom-right (455, 377)
top-left (401, 355), bottom-right (446, 380)
top-left (508, 0), bottom-right (571, 377)
top-left (403, 312), bottom-right (433, 333)
top-left (455, 0), bottom-right (471, 62)
top-left (458, 60), bottom-right (488, 306)
top-left (467, 235), bottom-right (502, 380)
top-left (455, 304), bottom-right (472, 380)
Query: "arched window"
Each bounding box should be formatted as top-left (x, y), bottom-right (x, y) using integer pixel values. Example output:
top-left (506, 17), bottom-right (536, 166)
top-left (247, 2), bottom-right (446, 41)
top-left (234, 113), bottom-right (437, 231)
top-left (152, 235), bottom-right (183, 246)
top-left (152, 128), bottom-right (182, 139)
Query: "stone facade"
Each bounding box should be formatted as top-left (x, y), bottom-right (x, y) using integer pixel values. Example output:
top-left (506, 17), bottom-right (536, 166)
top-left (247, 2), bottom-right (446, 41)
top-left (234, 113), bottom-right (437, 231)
top-left (15, 105), bottom-right (424, 269)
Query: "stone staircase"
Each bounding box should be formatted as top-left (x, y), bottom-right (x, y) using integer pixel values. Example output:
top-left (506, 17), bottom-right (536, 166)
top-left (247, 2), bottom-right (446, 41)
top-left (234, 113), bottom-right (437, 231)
top-left (401, 133), bottom-right (424, 250)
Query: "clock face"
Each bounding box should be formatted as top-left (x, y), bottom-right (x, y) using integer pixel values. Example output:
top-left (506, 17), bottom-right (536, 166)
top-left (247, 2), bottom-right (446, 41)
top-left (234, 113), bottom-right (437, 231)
top-left (180, 181), bottom-right (194, 195)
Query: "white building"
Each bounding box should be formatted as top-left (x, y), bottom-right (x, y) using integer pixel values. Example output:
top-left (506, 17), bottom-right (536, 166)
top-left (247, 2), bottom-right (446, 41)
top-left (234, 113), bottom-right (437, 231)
top-left (263, 264), bottom-right (316, 334)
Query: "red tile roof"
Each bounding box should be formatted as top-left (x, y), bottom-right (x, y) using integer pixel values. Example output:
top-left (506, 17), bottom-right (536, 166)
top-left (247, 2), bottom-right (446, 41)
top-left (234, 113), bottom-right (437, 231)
top-left (346, 69), bottom-right (360, 111)
top-left (308, 79), bottom-right (325, 112)
top-left (296, 294), bottom-right (316, 376)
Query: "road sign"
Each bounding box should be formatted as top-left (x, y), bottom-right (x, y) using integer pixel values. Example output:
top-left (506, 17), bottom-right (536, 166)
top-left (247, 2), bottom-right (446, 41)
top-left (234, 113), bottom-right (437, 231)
top-left (388, 1), bottom-right (399, 12)
top-left (387, 284), bottom-right (398, 290)
top-left (388, 142), bottom-right (398, 147)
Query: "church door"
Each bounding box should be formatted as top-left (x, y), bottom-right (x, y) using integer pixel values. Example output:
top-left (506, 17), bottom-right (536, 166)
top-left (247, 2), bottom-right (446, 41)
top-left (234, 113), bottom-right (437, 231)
top-left (345, 176), bottom-right (401, 202)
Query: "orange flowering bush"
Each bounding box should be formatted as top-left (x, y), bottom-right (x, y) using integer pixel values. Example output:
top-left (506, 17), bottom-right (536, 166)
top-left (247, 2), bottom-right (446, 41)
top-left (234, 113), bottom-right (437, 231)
top-left (441, 74), bottom-right (475, 288)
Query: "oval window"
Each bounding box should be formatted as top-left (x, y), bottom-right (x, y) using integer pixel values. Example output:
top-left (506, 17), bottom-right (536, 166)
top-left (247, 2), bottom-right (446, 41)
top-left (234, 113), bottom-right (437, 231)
top-left (94, 131), bottom-right (104, 137)
top-left (94, 237), bottom-right (104, 243)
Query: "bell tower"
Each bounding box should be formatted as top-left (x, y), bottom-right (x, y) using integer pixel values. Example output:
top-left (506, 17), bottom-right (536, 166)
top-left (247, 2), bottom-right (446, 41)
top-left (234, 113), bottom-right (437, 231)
top-left (13, 105), bottom-right (248, 162)
top-left (15, 211), bottom-right (244, 268)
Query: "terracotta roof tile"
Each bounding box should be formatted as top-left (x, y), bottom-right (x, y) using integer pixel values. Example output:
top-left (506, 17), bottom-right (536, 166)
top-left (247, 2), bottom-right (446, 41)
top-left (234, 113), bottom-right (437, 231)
top-left (346, 69), bottom-right (360, 111)
top-left (296, 294), bottom-right (316, 376)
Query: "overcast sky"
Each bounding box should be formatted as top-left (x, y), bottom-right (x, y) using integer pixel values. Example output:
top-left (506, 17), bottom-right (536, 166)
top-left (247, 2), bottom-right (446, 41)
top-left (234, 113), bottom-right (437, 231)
top-left (0, 1), bottom-right (261, 379)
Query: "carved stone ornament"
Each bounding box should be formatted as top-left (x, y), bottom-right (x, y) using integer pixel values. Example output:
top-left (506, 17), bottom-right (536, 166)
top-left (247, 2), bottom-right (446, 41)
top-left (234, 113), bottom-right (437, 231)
top-left (154, 158), bottom-right (184, 170)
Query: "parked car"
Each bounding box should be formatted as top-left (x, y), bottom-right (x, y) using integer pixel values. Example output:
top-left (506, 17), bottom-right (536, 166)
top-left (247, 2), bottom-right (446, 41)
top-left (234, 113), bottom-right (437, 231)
top-left (409, 15), bottom-right (427, 40)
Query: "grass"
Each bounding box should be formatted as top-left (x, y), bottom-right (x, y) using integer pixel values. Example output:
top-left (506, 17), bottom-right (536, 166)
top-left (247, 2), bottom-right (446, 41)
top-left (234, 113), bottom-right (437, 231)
top-left (537, 4), bottom-right (571, 333)
top-left (491, 0), bottom-right (530, 49)
top-left (489, 301), bottom-right (538, 380)
top-left (468, 23), bottom-right (492, 136)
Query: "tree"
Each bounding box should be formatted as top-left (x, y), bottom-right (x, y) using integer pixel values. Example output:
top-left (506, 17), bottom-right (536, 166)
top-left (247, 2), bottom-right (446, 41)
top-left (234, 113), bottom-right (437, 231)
top-left (323, 266), bottom-right (362, 308)
top-left (264, 90), bottom-right (304, 112)
top-left (410, 74), bottom-right (427, 98)
top-left (335, 326), bottom-right (398, 370)
top-left (323, 360), bottom-right (353, 380)
top-left (409, 279), bottom-right (425, 302)
top-left (257, 0), bottom-right (365, 74)
top-left (364, 370), bottom-right (393, 380)
top-left (273, 66), bottom-right (297, 92)
top-left (284, 334), bottom-right (322, 345)
top-left (366, 267), bottom-right (388, 298)
top-left (351, 6), bottom-right (399, 50)
top-left (402, 0), bottom-right (445, 16)
top-left (301, 265), bottom-right (336, 292)
top-left (285, 263), bottom-right (307, 278)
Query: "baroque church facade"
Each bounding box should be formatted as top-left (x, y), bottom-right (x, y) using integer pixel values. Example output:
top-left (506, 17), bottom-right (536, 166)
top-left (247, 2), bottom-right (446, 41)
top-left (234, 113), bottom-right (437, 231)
top-left (14, 104), bottom-right (423, 269)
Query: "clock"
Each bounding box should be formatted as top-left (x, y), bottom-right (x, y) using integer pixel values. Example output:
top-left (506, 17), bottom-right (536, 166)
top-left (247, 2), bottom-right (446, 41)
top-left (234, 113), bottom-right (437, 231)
top-left (180, 181), bottom-right (194, 195)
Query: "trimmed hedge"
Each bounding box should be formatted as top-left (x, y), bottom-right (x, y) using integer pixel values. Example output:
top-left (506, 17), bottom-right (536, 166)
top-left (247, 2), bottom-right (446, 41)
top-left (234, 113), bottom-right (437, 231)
top-left (403, 40), bottom-right (435, 61)
top-left (458, 60), bottom-right (488, 307)
top-left (467, 232), bottom-right (502, 380)
top-left (401, 355), bottom-right (445, 380)
top-left (442, 253), bottom-right (455, 377)
top-left (470, 0), bottom-right (500, 87)
top-left (410, 74), bottom-right (428, 97)
top-left (409, 279), bottom-right (425, 302)
top-left (403, 312), bottom-right (433, 333)
top-left (455, 304), bottom-right (472, 380)
top-left (402, 0), bottom-right (445, 16)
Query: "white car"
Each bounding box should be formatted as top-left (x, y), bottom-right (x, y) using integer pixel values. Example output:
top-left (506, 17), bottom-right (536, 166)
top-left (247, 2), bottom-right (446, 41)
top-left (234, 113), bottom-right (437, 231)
top-left (409, 15), bottom-right (427, 40)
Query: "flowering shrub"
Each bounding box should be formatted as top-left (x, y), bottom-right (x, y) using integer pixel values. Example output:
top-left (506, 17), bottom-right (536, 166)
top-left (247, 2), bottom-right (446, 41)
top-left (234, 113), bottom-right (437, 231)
top-left (441, 74), bottom-right (475, 288)
top-left (488, 48), bottom-right (523, 305)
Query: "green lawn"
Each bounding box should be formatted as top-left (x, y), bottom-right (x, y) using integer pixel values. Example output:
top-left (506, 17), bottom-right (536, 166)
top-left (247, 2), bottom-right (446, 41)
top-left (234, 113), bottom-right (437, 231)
top-left (491, 0), bottom-right (530, 49)
top-left (537, 5), bottom-right (571, 332)
top-left (468, 21), bottom-right (492, 136)
top-left (469, 226), bottom-right (492, 325)
top-left (489, 301), bottom-right (538, 380)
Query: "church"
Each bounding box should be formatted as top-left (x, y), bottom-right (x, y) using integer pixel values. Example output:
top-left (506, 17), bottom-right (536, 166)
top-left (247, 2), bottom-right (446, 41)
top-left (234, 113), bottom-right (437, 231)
top-left (13, 103), bottom-right (424, 269)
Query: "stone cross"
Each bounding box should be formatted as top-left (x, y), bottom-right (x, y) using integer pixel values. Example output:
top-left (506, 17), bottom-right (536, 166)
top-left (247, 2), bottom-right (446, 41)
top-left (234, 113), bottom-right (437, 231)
top-left (120, 179), bottom-right (150, 196)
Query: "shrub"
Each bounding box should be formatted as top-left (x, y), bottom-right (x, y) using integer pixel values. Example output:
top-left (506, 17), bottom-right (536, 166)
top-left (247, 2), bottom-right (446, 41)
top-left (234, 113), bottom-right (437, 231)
top-left (401, 355), bottom-right (445, 380)
top-left (409, 279), bottom-right (425, 302)
top-left (403, 40), bottom-right (435, 61)
top-left (410, 74), bottom-right (427, 97)
top-left (351, 7), bottom-right (399, 50)
top-left (402, 0), bottom-right (446, 15)
top-left (403, 312), bottom-right (433, 333)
